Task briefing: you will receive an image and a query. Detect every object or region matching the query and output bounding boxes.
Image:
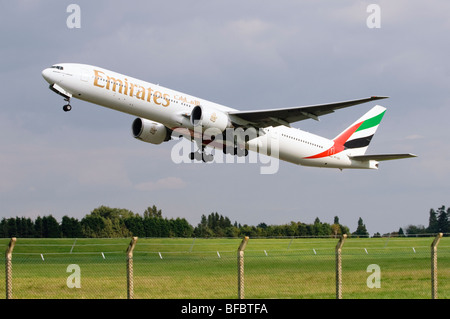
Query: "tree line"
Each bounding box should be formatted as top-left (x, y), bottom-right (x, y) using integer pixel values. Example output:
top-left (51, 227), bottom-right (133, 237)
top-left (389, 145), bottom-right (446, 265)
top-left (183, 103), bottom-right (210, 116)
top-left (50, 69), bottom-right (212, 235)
top-left (400, 205), bottom-right (450, 237)
top-left (0, 204), bottom-right (448, 238)
top-left (0, 205), bottom-right (351, 238)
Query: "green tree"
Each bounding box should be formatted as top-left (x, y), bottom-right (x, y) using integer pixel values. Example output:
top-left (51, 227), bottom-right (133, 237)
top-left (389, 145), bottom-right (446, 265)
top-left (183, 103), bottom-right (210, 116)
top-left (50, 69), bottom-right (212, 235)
top-left (331, 223), bottom-right (341, 237)
top-left (81, 214), bottom-right (105, 238)
top-left (427, 209), bottom-right (439, 233)
top-left (61, 216), bottom-right (83, 238)
top-left (0, 218), bottom-right (7, 237)
top-left (193, 212), bottom-right (236, 237)
top-left (21, 217), bottom-right (35, 238)
top-left (194, 214), bottom-right (210, 237)
top-left (124, 215), bottom-right (145, 237)
top-left (331, 215), bottom-right (349, 237)
top-left (170, 217), bottom-right (194, 237)
top-left (239, 224), bottom-right (258, 237)
top-left (91, 206), bottom-right (134, 220)
top-left (42, 215), bottom-right (61, 238)
top-left (100, 218), bottom-right (132, 238)
top-left (6, 218), bottom-right (17, 237)
top-left (82, 206), bottom-right (135, 238)
top-left (353, 217), bottom-right (369, 237)
top-left (143, 217), bottom-right (158, 237)
top-left (437, 206), bottom-right (449, 233)
top-left (405, 224), bottom-right (427, 237)
top-left (144, 205), bottom-right (162, 218)
top-left (34, 216), bottom-right (43, 238)
top-left (157, 218), bottom-right (170, 237)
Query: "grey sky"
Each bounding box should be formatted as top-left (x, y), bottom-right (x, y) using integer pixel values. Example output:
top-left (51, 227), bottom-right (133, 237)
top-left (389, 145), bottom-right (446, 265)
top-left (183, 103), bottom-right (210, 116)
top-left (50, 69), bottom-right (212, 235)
top-left (1, 1), bottom-right (449, 235)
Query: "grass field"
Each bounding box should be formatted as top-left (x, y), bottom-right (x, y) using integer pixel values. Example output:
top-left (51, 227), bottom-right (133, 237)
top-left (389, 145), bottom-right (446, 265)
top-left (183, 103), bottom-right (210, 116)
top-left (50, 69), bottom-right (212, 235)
top-left (1, 236), bottom-right (449, 299)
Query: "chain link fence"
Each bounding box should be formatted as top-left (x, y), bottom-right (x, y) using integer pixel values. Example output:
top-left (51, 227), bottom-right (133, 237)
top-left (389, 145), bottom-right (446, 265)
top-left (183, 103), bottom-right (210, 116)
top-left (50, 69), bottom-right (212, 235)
top-left (2, 235), bottom-right (449, 299)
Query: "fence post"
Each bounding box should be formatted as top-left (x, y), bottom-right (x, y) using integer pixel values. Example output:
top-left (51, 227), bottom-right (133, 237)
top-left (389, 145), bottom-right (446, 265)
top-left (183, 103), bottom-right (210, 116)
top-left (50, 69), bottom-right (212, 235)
top-left (335, 234), bottom-right (347, 299)
top-left (237, 236), bottom-right (249, 299)
top-left (431, 233), bottom-right (443, 299)
top-left (126, 236), bottom-right (138, 299)
top-left (5, 237), bottom-right (17, 299)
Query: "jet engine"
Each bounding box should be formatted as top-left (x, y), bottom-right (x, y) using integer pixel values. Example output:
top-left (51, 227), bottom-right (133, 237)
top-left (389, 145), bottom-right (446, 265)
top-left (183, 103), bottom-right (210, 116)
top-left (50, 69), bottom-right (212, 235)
top-left (132, 118), bottom-right (171, 144)
top-left (190, 105), bottom-right (231, 132)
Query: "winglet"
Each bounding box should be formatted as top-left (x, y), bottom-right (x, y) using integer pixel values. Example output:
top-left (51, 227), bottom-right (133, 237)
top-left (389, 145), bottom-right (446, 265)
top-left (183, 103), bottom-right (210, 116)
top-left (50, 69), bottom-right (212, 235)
top-left (370, 96), bottom-right (389, 100)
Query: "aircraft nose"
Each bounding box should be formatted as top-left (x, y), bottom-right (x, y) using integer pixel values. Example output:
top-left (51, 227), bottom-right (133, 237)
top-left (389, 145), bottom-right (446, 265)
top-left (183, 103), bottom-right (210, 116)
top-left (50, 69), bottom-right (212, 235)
top-left (42, 68), bottom-right (53, 83)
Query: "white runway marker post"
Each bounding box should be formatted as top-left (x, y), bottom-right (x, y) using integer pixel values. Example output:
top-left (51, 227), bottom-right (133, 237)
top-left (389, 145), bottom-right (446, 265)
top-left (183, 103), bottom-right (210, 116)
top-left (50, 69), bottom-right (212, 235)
top-left (70, 238), bottom-right (77, 254)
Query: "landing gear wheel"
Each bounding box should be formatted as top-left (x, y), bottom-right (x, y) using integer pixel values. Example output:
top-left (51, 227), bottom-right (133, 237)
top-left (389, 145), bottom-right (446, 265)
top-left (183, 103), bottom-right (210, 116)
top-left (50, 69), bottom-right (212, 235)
top-left (202, 153), bottom-right (214, 163)
top-left (63, 104), bottom-right (72, 112)
top-left (194, 152), bottom-right (203, 161)
top-left (189, 151), bottom-right (214, 162)
top-left (189, 152), bottom-right (203, 161)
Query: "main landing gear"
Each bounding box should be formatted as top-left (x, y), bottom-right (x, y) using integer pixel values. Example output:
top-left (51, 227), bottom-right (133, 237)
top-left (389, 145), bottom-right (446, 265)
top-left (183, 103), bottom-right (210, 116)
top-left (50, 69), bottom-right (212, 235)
top-left (189, 142), bottom-right (249, 163)
top-left (189, 145), bottom-right (214, 163)
top-left (63, 97), bottom-right (72, 112)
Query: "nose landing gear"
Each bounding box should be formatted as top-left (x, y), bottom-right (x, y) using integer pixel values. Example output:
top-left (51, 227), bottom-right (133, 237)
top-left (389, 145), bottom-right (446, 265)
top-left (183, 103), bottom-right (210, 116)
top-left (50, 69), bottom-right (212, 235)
top-left (63, 97), bottom-right (72, 112)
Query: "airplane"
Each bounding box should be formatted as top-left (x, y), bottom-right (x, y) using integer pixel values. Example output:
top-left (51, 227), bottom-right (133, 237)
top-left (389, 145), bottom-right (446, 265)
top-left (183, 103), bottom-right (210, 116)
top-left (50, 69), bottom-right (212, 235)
top-left (42, 63), bottom-right (416, 170)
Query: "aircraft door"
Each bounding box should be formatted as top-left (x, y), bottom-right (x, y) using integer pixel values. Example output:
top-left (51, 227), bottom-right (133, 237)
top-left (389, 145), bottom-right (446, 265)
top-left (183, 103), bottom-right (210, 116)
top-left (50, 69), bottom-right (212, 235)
top-left (80, 68), bottom-right (89, 82)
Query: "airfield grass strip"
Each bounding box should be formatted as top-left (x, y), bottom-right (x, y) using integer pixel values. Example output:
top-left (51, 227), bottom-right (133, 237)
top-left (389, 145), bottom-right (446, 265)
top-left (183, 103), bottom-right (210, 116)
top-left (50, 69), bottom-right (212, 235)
top-left (1, 237), bottom-right (449, 299)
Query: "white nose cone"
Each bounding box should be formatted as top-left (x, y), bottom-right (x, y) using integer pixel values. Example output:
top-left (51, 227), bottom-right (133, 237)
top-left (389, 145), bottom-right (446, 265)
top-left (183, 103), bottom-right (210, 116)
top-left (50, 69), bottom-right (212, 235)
top-left (41, 68), bottom-right (53, 84)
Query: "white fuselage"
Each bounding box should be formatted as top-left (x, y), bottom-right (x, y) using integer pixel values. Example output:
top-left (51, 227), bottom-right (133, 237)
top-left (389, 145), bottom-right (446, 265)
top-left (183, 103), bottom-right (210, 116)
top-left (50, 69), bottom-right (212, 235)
top-left (42, 63), bottom-right (376, 170)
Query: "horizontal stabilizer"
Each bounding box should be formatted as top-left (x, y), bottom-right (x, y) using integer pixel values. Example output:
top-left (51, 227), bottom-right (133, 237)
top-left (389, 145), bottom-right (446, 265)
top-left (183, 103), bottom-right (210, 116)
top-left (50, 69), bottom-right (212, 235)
top-left (350, 154), bottom-right (417, 162)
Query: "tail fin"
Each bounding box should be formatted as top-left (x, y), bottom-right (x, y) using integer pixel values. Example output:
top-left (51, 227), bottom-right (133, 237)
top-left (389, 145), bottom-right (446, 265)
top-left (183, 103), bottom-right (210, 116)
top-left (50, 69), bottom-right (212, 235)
top-left (333, 105), bottom-right (386, 156)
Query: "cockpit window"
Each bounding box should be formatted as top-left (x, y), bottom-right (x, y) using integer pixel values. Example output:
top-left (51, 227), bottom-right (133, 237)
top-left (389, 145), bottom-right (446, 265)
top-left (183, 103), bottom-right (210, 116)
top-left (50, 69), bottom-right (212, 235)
top-left (51, 65), bottom-right (64, 70)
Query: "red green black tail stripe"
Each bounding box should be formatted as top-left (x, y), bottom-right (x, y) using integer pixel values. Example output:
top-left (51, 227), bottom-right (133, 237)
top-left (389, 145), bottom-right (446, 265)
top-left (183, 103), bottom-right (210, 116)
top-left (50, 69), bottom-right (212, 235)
top-left (304, 109), bottom-right (385, 159)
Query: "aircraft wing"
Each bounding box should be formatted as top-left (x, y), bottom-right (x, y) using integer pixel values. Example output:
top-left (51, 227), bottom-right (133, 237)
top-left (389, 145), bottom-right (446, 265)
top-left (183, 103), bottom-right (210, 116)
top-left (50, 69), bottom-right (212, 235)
top-left (349, 154), bottom-right (417, 162)
top-left (227, 96), bottom-right (388, 128)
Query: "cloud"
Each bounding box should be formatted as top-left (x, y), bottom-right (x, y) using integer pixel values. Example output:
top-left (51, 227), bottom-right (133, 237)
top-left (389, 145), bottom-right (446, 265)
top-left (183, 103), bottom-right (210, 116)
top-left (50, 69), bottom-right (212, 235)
top-left (404, 134), bottom-right (424, 140)
top-left (0, 114), bottom-right (133, 193)
top-left (134, 177), bottom-right (187, 191)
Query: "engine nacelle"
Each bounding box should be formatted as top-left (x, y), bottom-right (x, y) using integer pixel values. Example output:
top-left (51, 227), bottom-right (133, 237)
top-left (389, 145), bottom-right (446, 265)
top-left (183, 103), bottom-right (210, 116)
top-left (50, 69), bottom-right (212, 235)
top-left (190, 105), bottom-right (231, 132)
top-left (132, 118), bottom-right (171, 145)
